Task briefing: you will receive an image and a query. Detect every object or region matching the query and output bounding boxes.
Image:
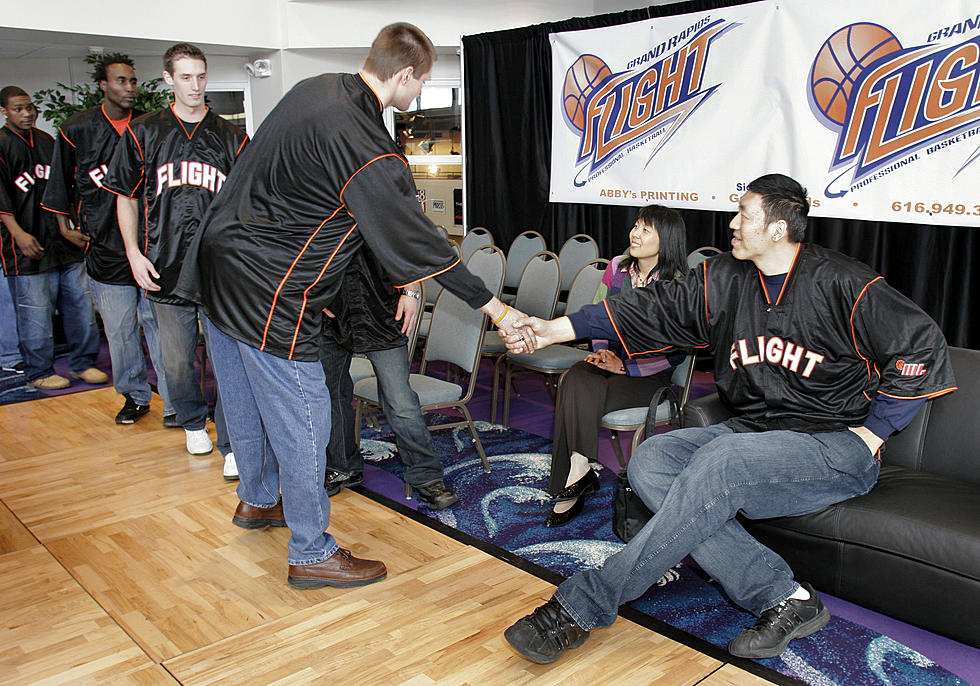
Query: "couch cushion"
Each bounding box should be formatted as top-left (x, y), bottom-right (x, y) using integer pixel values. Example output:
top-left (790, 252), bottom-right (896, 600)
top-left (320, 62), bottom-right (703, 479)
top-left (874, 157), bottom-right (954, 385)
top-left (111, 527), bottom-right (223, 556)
top-left (744, 465), bottom-right (980, 581)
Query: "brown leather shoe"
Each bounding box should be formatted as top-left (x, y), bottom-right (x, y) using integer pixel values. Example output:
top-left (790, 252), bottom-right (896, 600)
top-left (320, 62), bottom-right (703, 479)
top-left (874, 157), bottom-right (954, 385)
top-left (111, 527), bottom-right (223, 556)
top-left (232, 500), bottom-right (287, 529)
top-left (288, 548), bottom-right (387, 589)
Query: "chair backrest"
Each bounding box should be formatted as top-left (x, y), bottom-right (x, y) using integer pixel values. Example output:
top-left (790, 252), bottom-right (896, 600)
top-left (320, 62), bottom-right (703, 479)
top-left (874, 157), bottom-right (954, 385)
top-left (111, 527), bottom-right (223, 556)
top-left (687, 245), bottom-right (723, 269)
top-left (557, 233), bottom-right (599, 291)
top-left (504, 230), bottom-right (546, 290)
top-left (465, 244), bottom-right (505, 298)
top-left (422, 252), bottom-right (505, 375)
top-left (514, 250), bottom-right (561, 319)
top-left (424, 243), bottom-right (462, 307)
top-left (563, 258), bottom-right (609, 317)
top-left (459, 227), bottom-right (493, 263)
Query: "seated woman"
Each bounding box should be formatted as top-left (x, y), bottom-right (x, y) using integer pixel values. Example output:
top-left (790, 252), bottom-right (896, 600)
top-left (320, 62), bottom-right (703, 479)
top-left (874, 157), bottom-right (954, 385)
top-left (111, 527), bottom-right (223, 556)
top-left (545, 204), bottom-right (689, 526)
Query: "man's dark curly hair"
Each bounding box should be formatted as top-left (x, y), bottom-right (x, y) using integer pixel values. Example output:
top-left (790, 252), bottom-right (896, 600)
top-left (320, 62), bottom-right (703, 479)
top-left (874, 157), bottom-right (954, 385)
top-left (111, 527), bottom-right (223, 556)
top-left (91, 53), bottom-right (135, 84)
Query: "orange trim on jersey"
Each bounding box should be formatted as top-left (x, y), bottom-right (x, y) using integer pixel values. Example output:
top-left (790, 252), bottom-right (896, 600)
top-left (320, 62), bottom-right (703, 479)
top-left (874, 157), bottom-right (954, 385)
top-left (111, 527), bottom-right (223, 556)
top-left (0, 210), bottom-right (15, 216)
top-left (358, 73), bottom-right (384, 112)
top-left (102, 104), bottom-right (132, 136)
top-left (600, 300), bottom-right (682, 359)
top-left (103, 185), bottom-right (140, 200)
top-left (288, 223), bottom-right (360, 358)
top-left (143, 196), bottom-right (149, 254)
top-left (170, 104), bottom-right (208, 140)
top-left (5, 126), bottom-right (34, 147)
top-left (57, 126), bottom-right (77, 148)
top-left (756, 243), bottom-right (801, 306)
top-left (235, 137), bottom-right (248, 158)
top-left (126, 125), bottom-right (145, 161)
top-left (39, 202), bottom-right (70, 216)
top-left (878, 386), bottom-right (958, 401)
top-left (849, 276), bottom-right (885, 381)
top-left (261, 207), bottom-right (345, 351)
top-left (394, 259), bottom-right (461, 289)
top-left (338, 153), bottom-right (408, 202)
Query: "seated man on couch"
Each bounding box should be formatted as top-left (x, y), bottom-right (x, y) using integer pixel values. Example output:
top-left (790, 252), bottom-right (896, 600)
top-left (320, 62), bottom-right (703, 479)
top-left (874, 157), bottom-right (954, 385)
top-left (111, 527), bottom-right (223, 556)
top-left (500, 173), bottom-right (956, 662)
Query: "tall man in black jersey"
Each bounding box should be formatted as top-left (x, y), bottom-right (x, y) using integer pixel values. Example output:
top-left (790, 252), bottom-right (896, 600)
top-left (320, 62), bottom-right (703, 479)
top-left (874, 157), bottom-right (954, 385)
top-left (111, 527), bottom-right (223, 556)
top-left (104, 44), bottom-right (247, 466)
top-left (176, 23), bottom-right (530, 589)
top-left (0, 86), bottom-right (107, 391)
top-left (501, 174), bottom-right (956, 663)
top-left (43, 53), bottom-right (173, 425)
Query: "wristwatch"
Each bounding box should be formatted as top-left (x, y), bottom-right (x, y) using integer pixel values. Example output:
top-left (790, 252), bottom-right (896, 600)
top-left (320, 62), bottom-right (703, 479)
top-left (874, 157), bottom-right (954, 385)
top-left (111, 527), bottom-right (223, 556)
top-left (403, 288), bottom-right (421, 300)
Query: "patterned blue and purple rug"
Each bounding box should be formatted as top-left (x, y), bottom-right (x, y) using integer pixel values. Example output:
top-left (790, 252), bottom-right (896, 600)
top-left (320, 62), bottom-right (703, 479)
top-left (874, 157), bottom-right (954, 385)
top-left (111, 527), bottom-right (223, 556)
top-left (359, 414), bottom-right (970, 686)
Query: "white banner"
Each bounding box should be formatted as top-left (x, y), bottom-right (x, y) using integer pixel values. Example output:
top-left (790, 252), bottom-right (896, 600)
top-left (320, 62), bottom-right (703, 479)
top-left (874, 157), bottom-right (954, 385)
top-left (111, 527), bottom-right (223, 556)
top-left (550, 0), bottom-right (980, 227)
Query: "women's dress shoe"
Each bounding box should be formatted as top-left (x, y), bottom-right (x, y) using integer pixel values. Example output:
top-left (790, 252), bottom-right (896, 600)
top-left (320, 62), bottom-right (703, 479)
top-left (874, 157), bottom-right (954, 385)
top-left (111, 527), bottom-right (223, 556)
top-left (552, 468), bottom-right (599, 502)
top-left (544, 494), bottom-right (586, 527)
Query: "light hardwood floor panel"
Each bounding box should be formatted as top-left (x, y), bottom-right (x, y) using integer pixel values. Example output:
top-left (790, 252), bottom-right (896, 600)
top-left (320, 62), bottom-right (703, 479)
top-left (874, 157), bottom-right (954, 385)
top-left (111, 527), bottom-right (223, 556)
top-left (45, 490), bottom-right (465, 662)
top-left (0, 500), bottom-right (37, 555)
top-left (164, 547), bottom-right (721, 685)
top-left (0, 546), bottom-right (153, 685)
top-left (0, 425), bottom-right (229, 541)
top-left (698, 664), bottom-right (775, 686)
top-left (0, 387), bottom-right (169, 462)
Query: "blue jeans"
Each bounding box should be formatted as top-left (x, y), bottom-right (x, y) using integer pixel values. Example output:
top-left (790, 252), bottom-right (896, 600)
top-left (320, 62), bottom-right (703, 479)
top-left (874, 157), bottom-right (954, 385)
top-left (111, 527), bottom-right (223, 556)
top-left (555, 423), bottom-right (880, 628)
top-left (151, 301), bottom-right (208, 430)
top-left (0, 275), bottom-right (21, 367)
top-left (91, 280), bottom-right (172, 412)
top-left (320, 337), bottom-right (444, 486)
top-left (10, 262), bottom-right (100, 382)
top-left (207, 321), bottom-right (337, 565)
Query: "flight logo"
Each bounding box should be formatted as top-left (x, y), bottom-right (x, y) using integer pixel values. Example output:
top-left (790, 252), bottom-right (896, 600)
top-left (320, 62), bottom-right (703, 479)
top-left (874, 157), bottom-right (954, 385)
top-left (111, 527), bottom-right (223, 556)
top-left (561, 19), bottom-right (736, 187)
top-left (809, 22), bottom-right (980, 197)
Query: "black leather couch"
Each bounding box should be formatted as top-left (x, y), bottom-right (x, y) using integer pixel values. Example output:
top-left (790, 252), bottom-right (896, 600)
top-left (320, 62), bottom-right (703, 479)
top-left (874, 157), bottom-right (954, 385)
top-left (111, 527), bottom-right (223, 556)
top-left (683, 346), bottom-right (980, 647)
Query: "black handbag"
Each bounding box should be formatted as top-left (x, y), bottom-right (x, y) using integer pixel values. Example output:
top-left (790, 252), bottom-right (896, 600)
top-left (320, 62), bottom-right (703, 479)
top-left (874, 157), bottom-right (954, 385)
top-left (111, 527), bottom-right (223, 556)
top-left (613, 470), bottom-right (653, 543)
top-left (612, 383), bottom-right (680, 543)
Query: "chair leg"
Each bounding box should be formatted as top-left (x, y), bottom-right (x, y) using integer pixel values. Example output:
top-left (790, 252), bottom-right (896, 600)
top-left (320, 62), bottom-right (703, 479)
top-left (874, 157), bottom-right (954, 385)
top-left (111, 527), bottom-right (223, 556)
top-left (405, 482), bottom-right (412, 499)
top-left (630, 426), bottom-right (646, 454)
top-left (458, 404), bottom-right (490, 472)
top-left (503, 360), bottom-right (513, 426)
top-left (609, 430), bottom-right (628, 469)
top-left (491, 355), bottom-right (503, 424)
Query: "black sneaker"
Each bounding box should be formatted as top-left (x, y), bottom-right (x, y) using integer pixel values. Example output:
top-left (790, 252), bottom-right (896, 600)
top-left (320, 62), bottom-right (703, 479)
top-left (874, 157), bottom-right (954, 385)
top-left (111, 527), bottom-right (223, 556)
top-left (504, 597), bottom-right (590, 664)
top-left (728, 582), bottom-right (830, 659)
top-left (115, 394), bottom-right (150, 425)
top-left (325, 469), bottom-right (364, 497)
top-left (414, 481), bottom-right (459, 510)
top-left (162, 414), bottom-right (181, 429)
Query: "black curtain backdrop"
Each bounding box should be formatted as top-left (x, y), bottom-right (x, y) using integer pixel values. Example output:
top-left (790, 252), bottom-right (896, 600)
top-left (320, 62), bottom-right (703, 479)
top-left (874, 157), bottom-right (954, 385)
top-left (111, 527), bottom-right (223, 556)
top-left (462, 0), bottom-right (979, 349)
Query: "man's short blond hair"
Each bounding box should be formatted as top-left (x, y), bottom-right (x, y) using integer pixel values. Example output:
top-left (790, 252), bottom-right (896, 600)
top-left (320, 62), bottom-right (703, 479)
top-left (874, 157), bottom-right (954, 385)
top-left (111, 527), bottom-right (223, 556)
top-left (364, 23), bottom-right (436, 81)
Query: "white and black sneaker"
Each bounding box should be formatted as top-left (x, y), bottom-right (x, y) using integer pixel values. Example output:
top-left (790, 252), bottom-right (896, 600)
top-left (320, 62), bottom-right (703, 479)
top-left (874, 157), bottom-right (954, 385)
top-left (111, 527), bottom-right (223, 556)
top-left (728, 582), bottom-right (830, 659)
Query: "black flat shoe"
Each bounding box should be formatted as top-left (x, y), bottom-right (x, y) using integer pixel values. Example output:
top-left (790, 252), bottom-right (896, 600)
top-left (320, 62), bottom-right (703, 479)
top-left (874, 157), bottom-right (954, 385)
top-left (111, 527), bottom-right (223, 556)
top-left (544, 495), bottom-right (585, 527)
top-left (552, 468), bottom-right (599, 503)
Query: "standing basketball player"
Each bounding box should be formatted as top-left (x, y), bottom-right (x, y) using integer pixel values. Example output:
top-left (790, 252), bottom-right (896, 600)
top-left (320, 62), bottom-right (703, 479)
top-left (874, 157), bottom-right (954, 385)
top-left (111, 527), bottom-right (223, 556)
top-left (0, 86), bottom-right (107, 390)
top-left (175, 23), bottom-right (530, 589)
top-left (104, 44), bottom-right (247, 469)
top-left (43, 53), bottom-right (174, 426)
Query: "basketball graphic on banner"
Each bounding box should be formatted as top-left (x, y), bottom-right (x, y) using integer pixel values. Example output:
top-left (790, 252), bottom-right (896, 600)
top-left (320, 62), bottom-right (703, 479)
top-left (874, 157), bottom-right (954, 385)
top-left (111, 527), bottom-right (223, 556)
top-left (563, 54), bottom-right (613, 131)
top-left (810, 23), bottom-right (902, 126)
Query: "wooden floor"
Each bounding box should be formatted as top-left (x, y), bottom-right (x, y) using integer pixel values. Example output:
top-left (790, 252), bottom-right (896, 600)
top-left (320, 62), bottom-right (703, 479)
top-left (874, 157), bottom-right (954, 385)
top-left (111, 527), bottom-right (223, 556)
top-left (0, 387), bottom-right (773, 685)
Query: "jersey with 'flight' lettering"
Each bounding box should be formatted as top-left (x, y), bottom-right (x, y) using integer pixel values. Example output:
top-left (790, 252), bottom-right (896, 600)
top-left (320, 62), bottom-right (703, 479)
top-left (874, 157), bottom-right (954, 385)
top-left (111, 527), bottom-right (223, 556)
top-left (0, 125), bottom-right (82, 275)
top-left (42, 105), bottom-right (145, 285)
top-left (591, 243), bottom-right (956, 432)
top-left (103, 104), bottom-right (247, 303)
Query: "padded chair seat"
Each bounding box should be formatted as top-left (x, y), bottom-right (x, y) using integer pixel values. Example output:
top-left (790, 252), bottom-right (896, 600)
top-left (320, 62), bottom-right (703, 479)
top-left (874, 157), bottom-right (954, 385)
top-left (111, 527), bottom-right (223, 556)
top-left (602, 400), bottom-right (675, 429)
top-left (507, 345), bottom-right (589, 370)
top-left (349, 356), bottom-right (374, 385)
top-left (744, 465), bottom-right (980, 580)
top-left (354, 374), bottom-right (463, 406)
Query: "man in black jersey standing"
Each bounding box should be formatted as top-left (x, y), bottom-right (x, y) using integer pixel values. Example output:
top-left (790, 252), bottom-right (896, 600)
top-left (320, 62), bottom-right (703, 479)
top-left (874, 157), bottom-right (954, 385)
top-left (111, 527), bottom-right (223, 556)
top-left (105, 44), bottom-right (247, 473)
top-left (43, 53), bottom-right (174, 426)
top-left (177, 23), bottom-right (530, 589)
top-left (0, 86), bottom-right (107, 391)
